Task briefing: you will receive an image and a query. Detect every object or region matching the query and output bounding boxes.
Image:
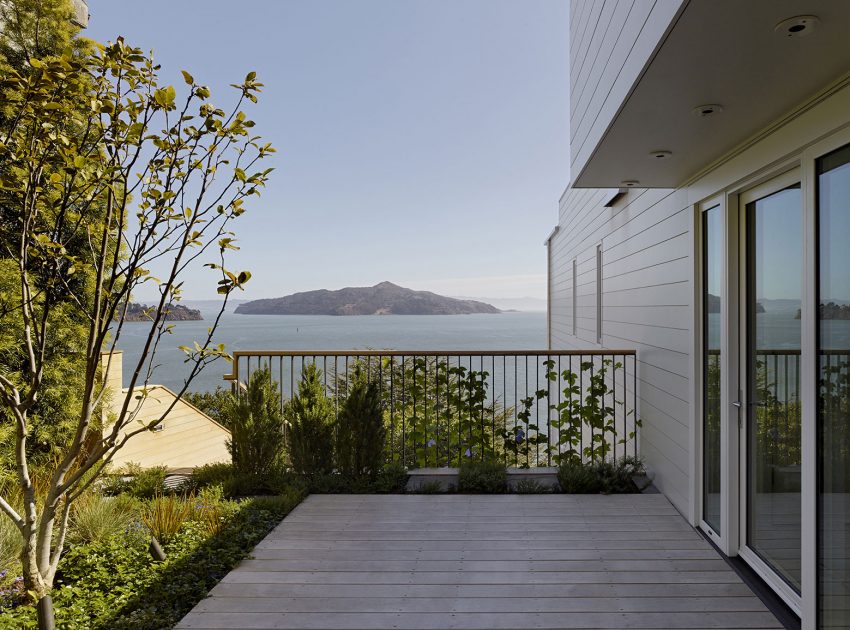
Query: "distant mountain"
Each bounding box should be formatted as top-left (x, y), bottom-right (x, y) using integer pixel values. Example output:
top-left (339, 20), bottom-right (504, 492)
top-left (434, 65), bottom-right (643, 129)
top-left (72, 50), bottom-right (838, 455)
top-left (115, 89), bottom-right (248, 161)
top-left (707, 294), bottom-right (764, 313)
top-left (123, 303), bottom-right (203, 322)
top-left (236, 282), bottom-right (501, 316)
top-left (795, 302), bottom-right (850, 320)
top-left (452, 296), bottom-right (547, 312)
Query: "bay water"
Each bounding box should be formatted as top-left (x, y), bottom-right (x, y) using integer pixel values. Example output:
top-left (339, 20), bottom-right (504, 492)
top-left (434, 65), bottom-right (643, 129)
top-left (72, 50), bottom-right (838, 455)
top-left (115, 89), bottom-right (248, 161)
top-left (115, 307), bottom-right (546, 393)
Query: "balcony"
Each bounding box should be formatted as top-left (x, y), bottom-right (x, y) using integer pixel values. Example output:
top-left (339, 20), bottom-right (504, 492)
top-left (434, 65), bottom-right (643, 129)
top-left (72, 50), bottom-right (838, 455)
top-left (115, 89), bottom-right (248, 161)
top-left (170, 349), bottom-right (787, 630)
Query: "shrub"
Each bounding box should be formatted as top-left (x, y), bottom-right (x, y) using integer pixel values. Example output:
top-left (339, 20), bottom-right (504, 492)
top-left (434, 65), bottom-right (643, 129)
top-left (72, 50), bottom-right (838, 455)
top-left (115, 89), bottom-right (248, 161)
top-left (590, 459), bottom-right (639, 494)
top-left (190, 462), bottom-right (235, 490)
top-left (182, 387), bottom-right (234, 428)
top-left (69, 493), bottom-right (139, 545)
top-left (2, 492), bottom-right (304, 628)
top-left (285, 364), bottom-right (335, 476)
top-left (199, 463), bottom-right (299, 499)
top-left (418, 480), bottom-right (445, 494)
top-left (336, 372), bottom-right (385, 478)
top-left (458, 459), bottom-right (507, 493)
top-left (373, 462), bottom-right (408, 493)
top-left (0, 506), bottom-right (22, 574)
top-left (557, 458), bottom-right (642, 494)
top-left (557, 460), bottom-right (600, 493)
top-left (226, 367), bottom-right (285, 478)
top-left (142, 495), bottom-right (194, 544)
top-left (115, 463), bottom-right (168, 499)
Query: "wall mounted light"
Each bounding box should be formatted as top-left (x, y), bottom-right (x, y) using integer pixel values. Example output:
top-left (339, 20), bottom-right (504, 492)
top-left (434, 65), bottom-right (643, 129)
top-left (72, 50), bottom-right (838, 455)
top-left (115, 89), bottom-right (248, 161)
top-left (775, 15), bottom-right (819, 38)
top-left (692, 104), bottom-right (723, 118)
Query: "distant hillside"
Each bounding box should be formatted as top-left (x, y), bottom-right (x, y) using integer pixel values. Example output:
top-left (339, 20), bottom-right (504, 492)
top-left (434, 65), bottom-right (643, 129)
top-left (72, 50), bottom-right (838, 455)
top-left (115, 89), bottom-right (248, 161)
top-left (123, 303), bottom-right (203, 322)
top-left (796, 302), bottom-right (850, 320)
top-left (707, 294), bottom-right (764, 313)
top-left (236, 282), bottom-right (502, 316)
top-left (452, 296), bottom-right (547, 312)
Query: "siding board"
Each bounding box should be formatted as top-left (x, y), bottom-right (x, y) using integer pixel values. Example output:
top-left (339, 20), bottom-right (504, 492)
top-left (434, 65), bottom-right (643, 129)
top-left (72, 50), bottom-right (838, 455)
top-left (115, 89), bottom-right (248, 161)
top-left (551, 182), bottom-right (691, 517)
top-left (569, 0), bottom-right (684, 179)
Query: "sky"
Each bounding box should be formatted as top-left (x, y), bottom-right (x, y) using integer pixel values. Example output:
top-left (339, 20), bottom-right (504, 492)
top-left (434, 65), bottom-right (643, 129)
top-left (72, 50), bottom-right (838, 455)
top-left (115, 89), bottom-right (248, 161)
top-left (85, 0), bottom-right (570, 302)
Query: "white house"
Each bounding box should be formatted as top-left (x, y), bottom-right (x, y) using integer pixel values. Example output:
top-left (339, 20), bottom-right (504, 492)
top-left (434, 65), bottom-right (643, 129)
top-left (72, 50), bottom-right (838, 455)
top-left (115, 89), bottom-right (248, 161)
top-left (549, 1), bottom-right (850, 627)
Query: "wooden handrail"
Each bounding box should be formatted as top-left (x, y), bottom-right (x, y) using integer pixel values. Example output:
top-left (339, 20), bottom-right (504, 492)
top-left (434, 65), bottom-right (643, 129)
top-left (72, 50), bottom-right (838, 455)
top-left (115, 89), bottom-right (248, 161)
top-left (223, 349), bottom-right (637, 381)
top-left (228, 349), bottom-right (637, 358)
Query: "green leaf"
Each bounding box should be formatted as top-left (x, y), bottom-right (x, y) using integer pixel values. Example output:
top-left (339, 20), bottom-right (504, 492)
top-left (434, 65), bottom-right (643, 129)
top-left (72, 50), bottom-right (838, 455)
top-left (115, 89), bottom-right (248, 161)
top-left (181, 70), bottom-right (194, 85)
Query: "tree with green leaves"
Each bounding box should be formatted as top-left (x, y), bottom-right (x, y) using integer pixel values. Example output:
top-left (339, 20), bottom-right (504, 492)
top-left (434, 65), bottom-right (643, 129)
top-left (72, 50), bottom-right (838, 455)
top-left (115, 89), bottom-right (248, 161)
top-left (0, 37), bottom-right (272, 628)
top-left (285, 364), bottom-right (335, 476)
top-left (0, 0), bottom-right (94, 473)
top-left (336, 370), bottom-right (385, 478)
top-left (226, 368), bottom-right (284, 478)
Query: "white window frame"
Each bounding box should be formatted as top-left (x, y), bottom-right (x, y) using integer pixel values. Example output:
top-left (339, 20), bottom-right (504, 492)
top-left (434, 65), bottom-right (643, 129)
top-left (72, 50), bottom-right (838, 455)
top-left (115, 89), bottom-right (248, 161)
top-left (735, 166), bottom-right (803, 615)
top-left (695, 193), bottom-right (726, 551)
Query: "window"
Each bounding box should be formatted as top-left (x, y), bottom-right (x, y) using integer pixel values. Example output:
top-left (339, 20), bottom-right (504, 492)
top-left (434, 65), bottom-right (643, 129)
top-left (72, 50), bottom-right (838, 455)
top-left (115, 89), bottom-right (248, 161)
top-left (702, 204), bottom-right (722, 535)
top-left (571, 259), bottom-right (577, 335)
top-left (596, 244), bottom-right (603, 344)
top-left (816, 142), bottom-right (850, 627)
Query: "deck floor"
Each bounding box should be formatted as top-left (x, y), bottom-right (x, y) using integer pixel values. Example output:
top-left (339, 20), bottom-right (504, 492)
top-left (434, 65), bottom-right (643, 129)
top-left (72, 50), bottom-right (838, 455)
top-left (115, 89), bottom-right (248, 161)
top-left (177, 494), bottom-right (784, 629)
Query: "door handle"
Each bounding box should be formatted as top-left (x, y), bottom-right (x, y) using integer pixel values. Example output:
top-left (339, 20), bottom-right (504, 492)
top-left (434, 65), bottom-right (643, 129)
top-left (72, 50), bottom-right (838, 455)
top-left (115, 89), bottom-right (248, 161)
top-left (731, 400), bottom-right (743, 408)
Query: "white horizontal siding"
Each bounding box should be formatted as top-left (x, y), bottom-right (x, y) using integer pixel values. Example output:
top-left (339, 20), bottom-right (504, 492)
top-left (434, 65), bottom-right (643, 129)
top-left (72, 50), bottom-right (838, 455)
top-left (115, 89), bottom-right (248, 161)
top-left (569, 0), bottom-right (684, 182)
top-left (110, 386), bottom-right (231, 471)
top-left (550, 184), bottom-right (692, 517)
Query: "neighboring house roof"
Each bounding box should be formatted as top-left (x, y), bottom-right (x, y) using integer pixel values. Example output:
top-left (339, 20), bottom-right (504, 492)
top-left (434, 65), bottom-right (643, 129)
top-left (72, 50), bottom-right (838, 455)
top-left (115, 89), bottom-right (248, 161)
top-left (108, 385), bottom-right (230, 472)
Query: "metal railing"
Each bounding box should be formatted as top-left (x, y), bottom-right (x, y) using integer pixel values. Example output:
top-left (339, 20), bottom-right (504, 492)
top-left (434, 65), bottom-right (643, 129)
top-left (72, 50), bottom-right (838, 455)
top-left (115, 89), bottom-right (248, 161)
top-left (706, 349), bottom-right (850, 480)
top-left (224, 350), bottom-right (638, 468)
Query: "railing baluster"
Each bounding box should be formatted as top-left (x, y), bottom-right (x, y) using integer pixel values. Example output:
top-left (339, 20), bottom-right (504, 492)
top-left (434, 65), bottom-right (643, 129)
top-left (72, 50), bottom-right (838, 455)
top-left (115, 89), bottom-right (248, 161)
top-left (279, 357), bottom-right (285, 447)
top-left (492, 355), bottom-right (496, 462)
top-left (225, 349), bottom-right (641, 470)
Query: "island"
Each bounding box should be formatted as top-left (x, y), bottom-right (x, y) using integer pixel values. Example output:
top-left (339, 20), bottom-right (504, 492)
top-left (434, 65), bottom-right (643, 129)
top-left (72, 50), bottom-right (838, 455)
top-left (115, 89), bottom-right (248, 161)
top-left (235, 282), bottom-right (502, 316)
top-left (123, 303), bottom-right (203, 322)
top-left (707, 294), bottom-right (764, 313)
top-left (795, 302), bottom-right (850, 320)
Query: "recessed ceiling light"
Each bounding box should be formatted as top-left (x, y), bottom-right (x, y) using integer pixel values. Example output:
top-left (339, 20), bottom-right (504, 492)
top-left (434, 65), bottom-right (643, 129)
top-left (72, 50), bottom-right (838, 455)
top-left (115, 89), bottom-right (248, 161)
top-left (692, 104), bottom-right (723, 117)
top-left (621, 180), bottom-right (640, 187)
top-left (649, 150), bottom-right (672, 159)
top-left (775, 15), bottom-right (819, 38)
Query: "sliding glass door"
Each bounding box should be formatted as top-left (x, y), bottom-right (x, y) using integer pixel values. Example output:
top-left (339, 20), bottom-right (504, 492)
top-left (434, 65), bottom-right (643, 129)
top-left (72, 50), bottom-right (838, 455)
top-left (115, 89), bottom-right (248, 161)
top-left (703, 205), bottom-right (722, 535)
top-left (817, 143), bottom-right (850, 629)
top-left (740, 174), bottom-right (802, 598)
top-left (699, 138), bottom-right (850, 628)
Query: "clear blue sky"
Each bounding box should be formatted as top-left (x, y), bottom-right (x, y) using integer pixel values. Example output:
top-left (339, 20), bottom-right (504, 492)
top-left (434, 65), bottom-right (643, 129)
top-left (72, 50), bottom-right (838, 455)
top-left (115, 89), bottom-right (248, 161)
top-left (87, 1), bottom-right (570, 301)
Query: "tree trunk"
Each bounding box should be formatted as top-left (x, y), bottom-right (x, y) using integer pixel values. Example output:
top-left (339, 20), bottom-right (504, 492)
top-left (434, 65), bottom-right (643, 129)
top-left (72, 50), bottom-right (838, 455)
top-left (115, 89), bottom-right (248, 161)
top-left (37, 594), bottom-right (54, 630)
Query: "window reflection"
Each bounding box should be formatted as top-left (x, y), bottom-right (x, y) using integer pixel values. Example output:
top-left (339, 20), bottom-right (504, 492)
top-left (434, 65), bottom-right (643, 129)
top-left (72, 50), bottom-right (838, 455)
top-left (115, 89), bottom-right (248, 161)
top-left (817, 144), bottom-right (850, 630)
top-left (703, 206), bottom-right (722, 533)
top-left (746, 184), bottom-right (802, 592)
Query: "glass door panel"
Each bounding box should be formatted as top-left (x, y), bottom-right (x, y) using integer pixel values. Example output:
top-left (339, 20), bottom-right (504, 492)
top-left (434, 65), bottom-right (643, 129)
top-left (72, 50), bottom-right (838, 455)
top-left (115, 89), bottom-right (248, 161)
top-left (817, 143), bottom-right (850, 629)
top-left (703, 205), bottom-right (722, 533)
top-left (745, 183), bottom-right (802, 592)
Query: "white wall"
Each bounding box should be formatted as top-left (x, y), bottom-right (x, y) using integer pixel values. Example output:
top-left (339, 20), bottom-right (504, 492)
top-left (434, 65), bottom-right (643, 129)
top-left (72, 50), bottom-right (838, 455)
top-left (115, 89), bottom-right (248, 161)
top-left (550, 185), bottom-right (692, 515)
top-left (569, 0), bottom-right (683, 183)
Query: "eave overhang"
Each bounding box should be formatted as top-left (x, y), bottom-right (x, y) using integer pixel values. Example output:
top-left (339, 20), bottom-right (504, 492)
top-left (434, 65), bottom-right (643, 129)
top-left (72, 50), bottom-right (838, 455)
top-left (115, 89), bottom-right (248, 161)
top-left (572, 0), bottom-right (850, 189)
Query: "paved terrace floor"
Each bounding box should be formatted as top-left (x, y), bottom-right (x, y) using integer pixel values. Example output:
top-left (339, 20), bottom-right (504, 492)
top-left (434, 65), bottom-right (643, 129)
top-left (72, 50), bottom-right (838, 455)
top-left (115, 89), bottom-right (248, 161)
top-left (177, 494), bottom-right (784, 630)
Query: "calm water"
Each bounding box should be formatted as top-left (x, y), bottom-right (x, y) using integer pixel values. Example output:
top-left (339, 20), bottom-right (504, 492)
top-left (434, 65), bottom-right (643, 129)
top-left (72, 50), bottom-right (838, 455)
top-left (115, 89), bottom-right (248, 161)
top-left (116, 308), bottom-right (546, 393)
top-left (708, 310), bottom-right (850, 350)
